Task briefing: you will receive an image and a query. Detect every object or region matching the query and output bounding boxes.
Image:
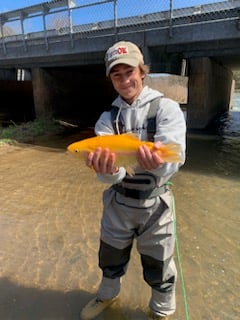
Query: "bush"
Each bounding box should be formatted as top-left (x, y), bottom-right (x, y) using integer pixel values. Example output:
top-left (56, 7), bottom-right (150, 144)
top-left (0, 117), bottom-right (64, 144)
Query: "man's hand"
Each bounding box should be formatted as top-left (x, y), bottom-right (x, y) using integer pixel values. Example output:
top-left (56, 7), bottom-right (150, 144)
top-left (136, 141), bottom-right (164, 170)
top-left (86, 147), bottom-right (119, 174)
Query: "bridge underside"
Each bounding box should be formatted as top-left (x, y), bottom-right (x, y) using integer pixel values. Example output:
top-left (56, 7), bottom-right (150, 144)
top-left (28, 56), bottom-right (232, 130)
top-left (0, 55), bottom-right (232, 129)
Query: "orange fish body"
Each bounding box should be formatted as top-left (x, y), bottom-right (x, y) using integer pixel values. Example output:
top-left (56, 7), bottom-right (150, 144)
top-left (67, 133), bottom-right (182, 175)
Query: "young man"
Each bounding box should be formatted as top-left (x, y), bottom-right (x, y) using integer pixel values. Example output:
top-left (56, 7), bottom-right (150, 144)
top-left (80, 41), bottom-right (186, 319)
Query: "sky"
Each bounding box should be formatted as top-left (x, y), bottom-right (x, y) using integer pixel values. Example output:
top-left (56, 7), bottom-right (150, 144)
top-left (0, 0), bottom-right (226, 33)
top-left (0, 0), bottom-right (226, 14)
top-left (0, 1), bottom-right (42, 13)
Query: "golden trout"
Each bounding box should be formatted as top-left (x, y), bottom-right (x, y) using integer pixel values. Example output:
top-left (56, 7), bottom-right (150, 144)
top-left (67, 133), bottom-right (182, 175)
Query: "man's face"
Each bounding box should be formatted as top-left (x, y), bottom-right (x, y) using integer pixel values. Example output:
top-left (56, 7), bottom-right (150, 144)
top-left (110, 64), bottom-right (144, 105)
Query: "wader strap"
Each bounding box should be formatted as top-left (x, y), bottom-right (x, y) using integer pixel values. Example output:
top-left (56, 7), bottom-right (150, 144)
top-left (147, 96), bottom-right (161, 141)
top-left (110, 96), bottom-right (161, 141)
top-left (112, 184), bottom-right (168, 199)
top-left (111, 105), bottom-right (123, 134)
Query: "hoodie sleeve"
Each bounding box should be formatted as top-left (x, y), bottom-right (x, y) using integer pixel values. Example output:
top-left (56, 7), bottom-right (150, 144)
top-left (96, 166), bottom-right (126, 184)
top-left (149, 97), bottom-right (186, 180)
top-left (94, 111), bottom-right (115, 135)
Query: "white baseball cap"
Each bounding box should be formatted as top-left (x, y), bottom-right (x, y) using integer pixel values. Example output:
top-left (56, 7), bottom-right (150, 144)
top-left (105, 41), bottom-right (144, 76)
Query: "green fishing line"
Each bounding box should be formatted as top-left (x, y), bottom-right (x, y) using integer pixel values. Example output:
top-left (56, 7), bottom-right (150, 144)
top-left (168, 182), bottom-right (190, 320)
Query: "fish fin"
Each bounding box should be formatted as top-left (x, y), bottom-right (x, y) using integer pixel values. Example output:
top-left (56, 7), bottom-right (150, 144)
top-left (126, 166), bottom-right (135, 177)
top-left (120, 133), bottom-right (140, 140)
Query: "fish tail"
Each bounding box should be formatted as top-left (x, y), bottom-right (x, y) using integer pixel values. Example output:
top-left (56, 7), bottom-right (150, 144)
top-left (158, 143), bottom-right (183, 162)
top-left (165, 143), bottom-right (181, 152)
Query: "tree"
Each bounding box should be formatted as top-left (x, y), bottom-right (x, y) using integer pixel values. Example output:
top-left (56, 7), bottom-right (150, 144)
top-left (47, 15), bottom-right (69, 30)
top-left (0, 25), bottom-right (16, 37)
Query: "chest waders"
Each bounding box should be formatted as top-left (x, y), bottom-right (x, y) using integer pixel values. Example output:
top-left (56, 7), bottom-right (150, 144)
top-left (110, 99), bottom-right (190, 319)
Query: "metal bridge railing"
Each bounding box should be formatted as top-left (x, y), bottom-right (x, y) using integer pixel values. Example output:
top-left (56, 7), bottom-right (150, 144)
top-left (0, 0), bottom-right (239, 54)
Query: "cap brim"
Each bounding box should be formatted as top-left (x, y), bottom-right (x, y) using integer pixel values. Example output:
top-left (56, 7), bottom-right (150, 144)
top-left (106, 57), bottom-right (139, 76)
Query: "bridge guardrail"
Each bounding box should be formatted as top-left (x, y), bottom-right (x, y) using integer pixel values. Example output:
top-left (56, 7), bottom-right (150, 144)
top-left (0, 0), bottom-right (240, 55)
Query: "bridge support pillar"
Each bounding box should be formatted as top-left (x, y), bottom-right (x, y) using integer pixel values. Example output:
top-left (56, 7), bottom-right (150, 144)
top-left (187, 57), bottom-right (233, 129)
top-left (32, 68), bottom-right (55, 118)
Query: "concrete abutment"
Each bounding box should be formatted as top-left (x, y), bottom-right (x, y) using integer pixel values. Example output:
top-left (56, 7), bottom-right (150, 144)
top-left (186, 57), bottom-right (233, 129)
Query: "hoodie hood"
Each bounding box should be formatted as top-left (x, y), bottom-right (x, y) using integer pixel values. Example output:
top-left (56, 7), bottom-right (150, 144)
top-left (111, 85), bottom-right (163, 110)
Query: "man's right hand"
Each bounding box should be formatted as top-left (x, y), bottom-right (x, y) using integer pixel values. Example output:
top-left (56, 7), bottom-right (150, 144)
top-left (86, 147), bottom-right (118, 175)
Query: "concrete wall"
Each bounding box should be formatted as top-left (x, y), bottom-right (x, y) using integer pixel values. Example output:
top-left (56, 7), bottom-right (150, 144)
top-left (144, 74), bottom-right (188, 104)
top-left (187, 57), bottom-right (233, 129)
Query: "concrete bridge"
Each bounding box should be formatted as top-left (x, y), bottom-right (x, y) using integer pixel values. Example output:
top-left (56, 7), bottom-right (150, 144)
top-left (1, 0), bottom-right (240, 129)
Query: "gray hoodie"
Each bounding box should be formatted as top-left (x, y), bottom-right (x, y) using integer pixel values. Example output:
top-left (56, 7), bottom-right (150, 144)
top-left (94, 86), bottom-right (186, 190)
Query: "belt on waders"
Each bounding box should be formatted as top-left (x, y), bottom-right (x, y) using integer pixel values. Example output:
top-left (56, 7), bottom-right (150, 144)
top-left (112, 184), bottom-right (168, 199)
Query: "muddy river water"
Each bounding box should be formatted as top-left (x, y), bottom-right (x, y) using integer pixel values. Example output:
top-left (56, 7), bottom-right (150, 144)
top-left (0, 108), bottom-right (239, 320)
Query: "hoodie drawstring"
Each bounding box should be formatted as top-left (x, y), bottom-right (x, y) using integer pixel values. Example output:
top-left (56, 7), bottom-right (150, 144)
top-left (115, 105), bottom-right (123, 135)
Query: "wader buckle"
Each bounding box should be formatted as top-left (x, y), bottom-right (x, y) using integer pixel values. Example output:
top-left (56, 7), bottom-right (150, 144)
top-left (112, 184), bottom-right (167, 199)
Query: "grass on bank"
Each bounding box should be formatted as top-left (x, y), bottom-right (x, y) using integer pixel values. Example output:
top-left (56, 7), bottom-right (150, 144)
top-left (0, 117), bottom-right (64, 145)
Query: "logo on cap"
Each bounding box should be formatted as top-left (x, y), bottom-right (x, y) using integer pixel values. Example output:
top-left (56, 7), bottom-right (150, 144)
top-left (107, 46), bottom-right (129, 62)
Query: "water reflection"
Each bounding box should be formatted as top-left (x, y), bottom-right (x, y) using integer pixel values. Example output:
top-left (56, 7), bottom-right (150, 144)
top-left (218, 110), bottom-right (240, 137)
top-left (186, 95), bottom-right (240, 180)
top-left (215, 99), bottom-right (240, 179)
